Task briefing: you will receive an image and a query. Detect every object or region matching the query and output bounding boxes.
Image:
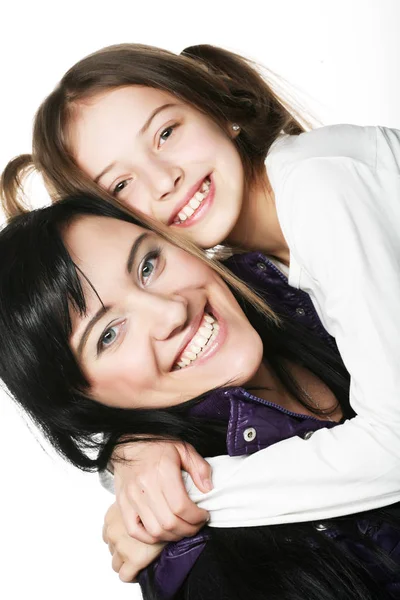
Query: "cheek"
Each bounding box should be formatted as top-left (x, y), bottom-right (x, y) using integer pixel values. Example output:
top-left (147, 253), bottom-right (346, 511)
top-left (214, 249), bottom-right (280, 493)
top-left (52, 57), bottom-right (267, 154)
top-left (229, 327), bottom-right (264, 382)
top-left (88, 353), bottom-right (156, 408)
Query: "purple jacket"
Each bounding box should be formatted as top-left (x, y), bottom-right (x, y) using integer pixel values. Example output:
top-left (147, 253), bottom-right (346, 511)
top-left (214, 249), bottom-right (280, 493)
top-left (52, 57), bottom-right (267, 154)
top-left (139, 252), bottom-right (400, 598)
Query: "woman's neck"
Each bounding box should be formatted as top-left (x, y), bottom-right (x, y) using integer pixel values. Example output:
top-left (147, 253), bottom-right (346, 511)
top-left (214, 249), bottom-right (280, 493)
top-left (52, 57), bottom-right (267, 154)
top-left (246, 361), bottom-right (342, 422)
top-left (227, 174), bottom-right (290, 265)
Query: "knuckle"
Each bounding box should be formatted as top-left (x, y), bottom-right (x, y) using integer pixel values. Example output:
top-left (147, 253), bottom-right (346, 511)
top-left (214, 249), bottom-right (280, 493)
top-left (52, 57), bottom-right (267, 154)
top-left (173, 498), bottom-right (188, 516)
top-left (126, 524), bottom-right (139, 538)
top-left (162, 517), bottom-right (177, 532)
top-left (120, 568), bottom-right (135, 583)
top-left (147, 525), bottom-right (163, 539)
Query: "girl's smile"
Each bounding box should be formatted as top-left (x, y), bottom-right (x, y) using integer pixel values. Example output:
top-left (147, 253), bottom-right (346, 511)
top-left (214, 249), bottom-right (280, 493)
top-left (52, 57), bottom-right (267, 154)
top-left (70, 86), bottom-right (244, 249)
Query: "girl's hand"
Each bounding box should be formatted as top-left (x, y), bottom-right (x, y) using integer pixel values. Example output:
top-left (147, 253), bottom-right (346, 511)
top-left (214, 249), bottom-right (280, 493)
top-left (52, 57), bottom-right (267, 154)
top-left (113, 441), bottom-right (212, 543)
top-left (103, 502), bottom-right (165, 582)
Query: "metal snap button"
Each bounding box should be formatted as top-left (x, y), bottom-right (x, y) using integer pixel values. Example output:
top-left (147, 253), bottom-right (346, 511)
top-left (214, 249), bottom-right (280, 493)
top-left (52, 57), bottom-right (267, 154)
top-left (296, 307), bottom-right (306, 316)
top-left (303, 430), bottom-right (314, 440)
top-left (315, 523), bottom-right (328, 531)
top-left (243, 427), bottom-right (257, 442)
top-left (256, 262), bottom-right (267, 271)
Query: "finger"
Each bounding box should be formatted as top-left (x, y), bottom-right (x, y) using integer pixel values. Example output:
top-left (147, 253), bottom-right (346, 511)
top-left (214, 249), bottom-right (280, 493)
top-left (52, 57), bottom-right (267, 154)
top-left (161, 470), bottom-right (209, 526)
top-left (108, 542), bottom-right (115, 555)
top-left (112, 552), bottom-right (124, 574)
top-left (118, 562), bottom-right (138, 583)
top-left (133, 488), bottom-right (183, 541)
top-left (102, 522), bottom-right (109, 544)
top-left (140, 499), bottom-right (204, 541)
top-left (117, 490), bottom-right (143, 538)
top-left (125, 517), bottom-right (161, 545)
top-left (177, 445), bottom-right (213, 494)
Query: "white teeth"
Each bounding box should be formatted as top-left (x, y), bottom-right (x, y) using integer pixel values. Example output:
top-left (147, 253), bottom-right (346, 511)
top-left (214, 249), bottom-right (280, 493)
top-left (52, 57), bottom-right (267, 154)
top-left (174, 178), bottom-right (211, 224)
top-left (174, 312), bottom-right (219, 369)
top-left (189, 198), bottom-right (201, 209)
top-left (193, 334), bottom-right (207, 347)
top-left (183, 205), bottom-right (194, 217)
top-left (198, 326), bottom-right (212, 338)
top-left (190, 345), bottom-right (202, 354)
top-left (194, 191), bottom-right (204, 202)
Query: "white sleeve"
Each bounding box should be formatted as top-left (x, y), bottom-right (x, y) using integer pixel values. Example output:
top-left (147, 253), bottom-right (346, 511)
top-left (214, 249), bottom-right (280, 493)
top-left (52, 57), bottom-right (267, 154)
top-left (184, 133), bottom-right (400, 527)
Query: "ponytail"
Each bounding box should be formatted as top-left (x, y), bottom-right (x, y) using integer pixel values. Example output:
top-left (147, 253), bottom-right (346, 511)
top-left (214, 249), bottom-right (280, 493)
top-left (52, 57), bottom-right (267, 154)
top-left (1, 154), bottom-right (36, 218)
top-left (2, 43), bottom-right (312, 212)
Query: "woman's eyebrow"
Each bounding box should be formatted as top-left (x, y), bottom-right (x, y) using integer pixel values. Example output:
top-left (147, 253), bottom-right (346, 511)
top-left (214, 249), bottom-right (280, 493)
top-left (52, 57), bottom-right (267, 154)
top-left (126, 232), bottom-right (150, 274)
top-left (77, 304), bottom-right (110, 358)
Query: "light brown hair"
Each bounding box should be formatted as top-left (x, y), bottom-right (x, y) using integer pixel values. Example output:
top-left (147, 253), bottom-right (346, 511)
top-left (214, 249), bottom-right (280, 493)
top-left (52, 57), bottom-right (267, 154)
top-left (1, 43), bottom-right (306, 218)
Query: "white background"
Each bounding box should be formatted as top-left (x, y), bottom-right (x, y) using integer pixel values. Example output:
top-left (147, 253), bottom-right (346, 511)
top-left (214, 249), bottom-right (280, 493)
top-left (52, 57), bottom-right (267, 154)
top-left (0, 1), bottom-right (399, 598)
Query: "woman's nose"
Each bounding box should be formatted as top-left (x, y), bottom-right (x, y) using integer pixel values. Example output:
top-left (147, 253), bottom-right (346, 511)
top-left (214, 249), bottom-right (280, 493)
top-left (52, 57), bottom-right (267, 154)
top-left (148, 294), bottom-right (188, 341)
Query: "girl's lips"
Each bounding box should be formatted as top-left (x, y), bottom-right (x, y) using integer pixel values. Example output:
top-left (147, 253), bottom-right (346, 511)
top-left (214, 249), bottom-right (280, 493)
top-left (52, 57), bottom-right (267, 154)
top-left (172, 175), bottom-right (215, 229)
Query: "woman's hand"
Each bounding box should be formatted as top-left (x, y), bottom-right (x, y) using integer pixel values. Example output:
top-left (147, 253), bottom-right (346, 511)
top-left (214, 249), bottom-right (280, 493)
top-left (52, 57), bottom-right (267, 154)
top-left (113, 441), bottom-right (212, 543)
top-left (103, 502), bottom-right (165, 582)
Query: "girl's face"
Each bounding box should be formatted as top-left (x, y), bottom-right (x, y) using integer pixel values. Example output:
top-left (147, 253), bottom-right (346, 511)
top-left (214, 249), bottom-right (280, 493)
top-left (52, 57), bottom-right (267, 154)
top-left (65, 215), bottom-right (263, 409)
top-left (69, 86), bottom-right (245, 249)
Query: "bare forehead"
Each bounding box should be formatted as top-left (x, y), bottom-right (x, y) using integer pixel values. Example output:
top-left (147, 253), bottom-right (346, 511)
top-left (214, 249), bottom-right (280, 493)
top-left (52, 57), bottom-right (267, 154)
top-left (74, 86), bottom-right (179, 123)
top-left (63, 215), bottom-right (146, 260)
top-left (69, 86), bottom-right (181, 169)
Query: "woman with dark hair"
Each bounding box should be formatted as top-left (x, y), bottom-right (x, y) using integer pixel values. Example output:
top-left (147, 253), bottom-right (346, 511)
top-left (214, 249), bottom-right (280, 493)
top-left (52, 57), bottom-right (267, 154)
top-left (2, 44), bottom-right (400, 544)
top-left (0, 194), bottom-right (399, 598)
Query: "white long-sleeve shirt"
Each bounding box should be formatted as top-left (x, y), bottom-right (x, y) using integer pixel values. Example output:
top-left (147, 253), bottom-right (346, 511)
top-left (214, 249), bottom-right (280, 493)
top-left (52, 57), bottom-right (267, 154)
top-left (184, 124), bottom-right (400, 527)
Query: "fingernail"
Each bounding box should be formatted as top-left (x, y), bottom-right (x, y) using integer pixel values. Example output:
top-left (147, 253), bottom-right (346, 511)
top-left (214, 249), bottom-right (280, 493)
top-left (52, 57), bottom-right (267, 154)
top-left (203, 478), bottom-right (213, 492)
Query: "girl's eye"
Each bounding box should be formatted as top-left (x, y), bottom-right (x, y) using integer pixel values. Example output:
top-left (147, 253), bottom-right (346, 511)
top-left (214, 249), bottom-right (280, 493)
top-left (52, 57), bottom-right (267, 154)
top-left (159, 124), bottom-right (176, 147)
top-left (139, 249), bottom-right (161, 286)
top-left (113, 179), bottom-right (130, 196)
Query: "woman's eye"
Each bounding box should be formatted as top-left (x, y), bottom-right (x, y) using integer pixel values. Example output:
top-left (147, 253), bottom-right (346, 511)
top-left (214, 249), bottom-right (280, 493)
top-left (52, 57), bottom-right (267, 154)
top-left (159, 125), bottom-right (175, 147)
top-left (98, 324), bottom-right (119, 353)
top-left (139, 250), bottom-right (160, 285)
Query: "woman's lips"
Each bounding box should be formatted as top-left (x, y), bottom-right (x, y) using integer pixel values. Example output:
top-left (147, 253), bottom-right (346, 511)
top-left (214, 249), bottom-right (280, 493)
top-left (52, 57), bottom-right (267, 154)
top-left (173, 307), bottom-right (225, 371)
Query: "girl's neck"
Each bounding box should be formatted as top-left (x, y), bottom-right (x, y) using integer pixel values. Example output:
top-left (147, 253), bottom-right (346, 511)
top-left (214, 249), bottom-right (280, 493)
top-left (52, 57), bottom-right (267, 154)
top-left (227, 174), bottom-right (290, 265)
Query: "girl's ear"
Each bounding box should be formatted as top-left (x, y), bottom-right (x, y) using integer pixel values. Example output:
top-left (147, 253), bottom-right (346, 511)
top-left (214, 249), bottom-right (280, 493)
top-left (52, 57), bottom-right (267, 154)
top-left (229, 123), bottom-right (241, 138)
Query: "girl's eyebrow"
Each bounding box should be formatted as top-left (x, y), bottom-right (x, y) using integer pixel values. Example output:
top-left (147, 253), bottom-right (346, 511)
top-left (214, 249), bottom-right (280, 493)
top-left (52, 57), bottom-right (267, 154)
top-left (139, 103), bottom-right (176, 135)
top-left (94, 103), bottom-right (176, 185)
top-left (94, 162), bottom-right (116, 185)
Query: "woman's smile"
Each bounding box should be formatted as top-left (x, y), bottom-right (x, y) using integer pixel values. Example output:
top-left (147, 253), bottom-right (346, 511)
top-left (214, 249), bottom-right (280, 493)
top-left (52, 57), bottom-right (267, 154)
top-left (65, 214), bottom-right (263, 410)
top-left (173, 309), bottom-right (222, 369)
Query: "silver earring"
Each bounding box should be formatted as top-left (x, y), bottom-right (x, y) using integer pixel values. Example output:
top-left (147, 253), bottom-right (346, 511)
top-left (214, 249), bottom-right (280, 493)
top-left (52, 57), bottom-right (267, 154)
top-left (232, 123), bottom-right (240, 132)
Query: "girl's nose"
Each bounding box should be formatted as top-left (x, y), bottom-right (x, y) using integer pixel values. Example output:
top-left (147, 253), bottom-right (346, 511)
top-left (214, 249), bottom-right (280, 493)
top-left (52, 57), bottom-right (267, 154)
top-left (145, 159), bottom-right (183, 202)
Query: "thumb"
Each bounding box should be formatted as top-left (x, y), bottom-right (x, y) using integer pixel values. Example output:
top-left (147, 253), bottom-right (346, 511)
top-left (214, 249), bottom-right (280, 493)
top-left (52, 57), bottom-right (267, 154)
top-left (177, 444), bottom-right (213, 494)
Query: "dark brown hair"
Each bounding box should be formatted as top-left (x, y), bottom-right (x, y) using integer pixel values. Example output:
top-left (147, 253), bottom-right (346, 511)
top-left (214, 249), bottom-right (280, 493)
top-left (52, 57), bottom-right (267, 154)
top-left (1, 43), bottom-right (306, 218)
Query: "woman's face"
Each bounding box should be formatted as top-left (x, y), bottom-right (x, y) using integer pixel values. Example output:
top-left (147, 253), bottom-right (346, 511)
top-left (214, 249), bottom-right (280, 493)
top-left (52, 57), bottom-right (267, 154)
top-left (69, 86), bottom-right (245, 249)
top-left (65, 215), bottom-right (263, 409)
